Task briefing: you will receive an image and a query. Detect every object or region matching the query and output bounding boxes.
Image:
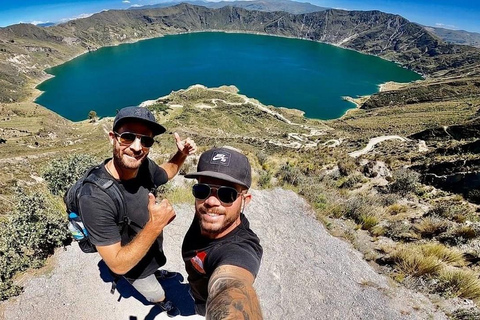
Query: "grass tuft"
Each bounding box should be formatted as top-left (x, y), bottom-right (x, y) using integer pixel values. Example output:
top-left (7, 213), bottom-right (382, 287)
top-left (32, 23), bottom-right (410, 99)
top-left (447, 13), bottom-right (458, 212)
top-left (392, 245), bottom-right (443, 276)
top-left (438, 268), bottom-right (480, 300)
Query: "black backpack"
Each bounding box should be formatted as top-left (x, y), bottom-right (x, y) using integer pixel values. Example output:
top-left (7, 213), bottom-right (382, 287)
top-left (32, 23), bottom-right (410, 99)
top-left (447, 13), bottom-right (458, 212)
top-left (64, 159), bottom-right (158, 253)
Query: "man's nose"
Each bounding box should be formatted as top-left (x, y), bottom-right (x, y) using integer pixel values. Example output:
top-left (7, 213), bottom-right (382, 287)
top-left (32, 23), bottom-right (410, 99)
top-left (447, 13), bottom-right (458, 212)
top-left (204, 191), bottom-right (221, 206)
top-left (129, 137), bottom-right (143, 151)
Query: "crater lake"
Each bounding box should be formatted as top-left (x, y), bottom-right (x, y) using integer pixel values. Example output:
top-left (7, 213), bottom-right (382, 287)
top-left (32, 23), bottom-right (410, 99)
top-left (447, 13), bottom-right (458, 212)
top-left (35, 32), bottom-right (422, 121)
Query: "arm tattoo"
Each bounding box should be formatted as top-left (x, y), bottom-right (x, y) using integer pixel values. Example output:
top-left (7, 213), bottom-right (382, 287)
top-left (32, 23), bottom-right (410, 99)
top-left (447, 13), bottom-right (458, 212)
top-left (206, 271), bottom-right (263, 320)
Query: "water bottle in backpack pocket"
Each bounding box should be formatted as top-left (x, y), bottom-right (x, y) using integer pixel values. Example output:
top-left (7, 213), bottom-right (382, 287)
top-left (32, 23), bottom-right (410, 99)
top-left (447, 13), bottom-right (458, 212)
top-left (68, 212), bottom-right (88, 241)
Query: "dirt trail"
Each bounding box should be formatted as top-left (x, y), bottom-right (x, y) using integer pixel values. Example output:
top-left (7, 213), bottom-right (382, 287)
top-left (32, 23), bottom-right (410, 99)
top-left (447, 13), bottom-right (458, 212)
top-left (1, 189), bottom-right (449, 320)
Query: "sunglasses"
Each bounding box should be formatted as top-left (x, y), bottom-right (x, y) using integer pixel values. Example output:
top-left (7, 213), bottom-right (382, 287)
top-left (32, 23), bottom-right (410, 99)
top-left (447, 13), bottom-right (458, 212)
top-left (114, 131), bottom-right (155, 148)
top-left (192, 183), bottom-right (242, 204)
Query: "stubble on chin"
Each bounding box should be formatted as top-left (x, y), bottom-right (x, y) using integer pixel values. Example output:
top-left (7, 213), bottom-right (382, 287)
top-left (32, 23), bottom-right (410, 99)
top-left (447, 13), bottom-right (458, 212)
top-left (113, 148), bottom-right (146, 170)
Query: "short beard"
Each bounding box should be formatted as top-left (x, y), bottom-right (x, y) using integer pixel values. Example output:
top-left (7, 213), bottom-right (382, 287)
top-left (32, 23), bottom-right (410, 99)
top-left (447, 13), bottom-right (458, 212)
top-left (113, 147), bottom-right (145, 170)
top-left (198, 213), bottom-right (238, 236)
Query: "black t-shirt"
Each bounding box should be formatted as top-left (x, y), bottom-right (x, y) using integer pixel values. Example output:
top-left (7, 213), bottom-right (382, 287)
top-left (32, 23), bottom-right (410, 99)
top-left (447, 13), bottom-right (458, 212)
top-left (181, 213), bottom-right (263, 305)
top-left (79, 158), bottom-right (168, 279)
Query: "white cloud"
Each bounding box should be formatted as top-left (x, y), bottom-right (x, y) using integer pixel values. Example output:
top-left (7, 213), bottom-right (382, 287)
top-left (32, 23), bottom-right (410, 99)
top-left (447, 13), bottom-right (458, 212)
top-left (59, 13), bottom-right (95, 23)
top-left (131, 4), bottom-right (142, 7)
top-left (435, 23), bottom-right (458, 30)
top-left (123, 0), bottom-right (131, 3)
top-left (27, 20), bottom-right (49, 25)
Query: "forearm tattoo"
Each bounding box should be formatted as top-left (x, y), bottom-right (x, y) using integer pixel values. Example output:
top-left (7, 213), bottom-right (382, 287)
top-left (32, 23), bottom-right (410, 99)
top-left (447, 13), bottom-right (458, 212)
top-left (206, 277), bottom-right (263, 320)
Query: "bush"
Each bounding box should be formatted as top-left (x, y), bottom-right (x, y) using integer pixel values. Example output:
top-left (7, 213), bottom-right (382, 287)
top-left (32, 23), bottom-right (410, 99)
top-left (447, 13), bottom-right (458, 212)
top-left (42, 154), bottom-right (98, 195)
top-left (338, 172), bottom-right (364, 189)
top-left (467, 189), bottom-right (480, 204)
top-left (277, 163), bottom-right (303, 186)
top-left (337, 157), bottom-right (357, 177)
top-left (0, 188), bottom-right (69, 301)
top-left (342, 195), bottom-right (375, 223)
top-left (427, 201), bottom-right (474, 223)
top-left (389, 168), bottom-right (419, 196)
top-left (258, 170), bottom-right (272, 188)
top-left (88, 110), bottom-right (97, 120)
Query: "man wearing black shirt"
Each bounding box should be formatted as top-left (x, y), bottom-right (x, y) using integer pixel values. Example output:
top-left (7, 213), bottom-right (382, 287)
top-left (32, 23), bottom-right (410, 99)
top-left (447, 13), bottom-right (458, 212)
top-left (183, 147), bottom-right (263, 319)
top-left (80, 106), bottom-right (196, 317)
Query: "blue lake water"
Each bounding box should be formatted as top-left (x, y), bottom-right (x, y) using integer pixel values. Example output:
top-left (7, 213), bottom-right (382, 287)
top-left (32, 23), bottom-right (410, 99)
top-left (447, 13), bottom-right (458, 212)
top-left (35, 32), bottom-right (422, 121)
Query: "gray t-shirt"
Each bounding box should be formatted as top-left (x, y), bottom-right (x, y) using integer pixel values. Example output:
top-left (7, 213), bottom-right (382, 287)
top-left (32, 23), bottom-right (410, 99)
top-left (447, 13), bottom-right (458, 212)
top-left (79, 158), bottom-right (168, 279)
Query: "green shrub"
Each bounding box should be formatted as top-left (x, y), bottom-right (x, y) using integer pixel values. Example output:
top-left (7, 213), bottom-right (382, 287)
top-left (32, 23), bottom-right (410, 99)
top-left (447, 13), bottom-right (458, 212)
top-left (338, 172), bottom-right (364, 189)
top-left (258, 170), bottom-right (272, 188)
top-left (0, 188), bottom-right (69, 301)
top-left (467, 189), bottom-right (480, 204)
top-left (337, 157), bottom-right (357, 177)
top-left (42, 154), bottom-right (98, 195)
top-left (428, 201), bottom-right (474, 223)
top-left (342, 195), bottom-right (375, 223)
top-left (360, 214), bottom-right (379, 231)
top-left (88, 110), bottom-right (97, 120)
top-left (277, 163), bottom-right (303, 186)
top-left (148, 103), bottom-right (171, 116)
top-left (389, 168), bottom-right (419, 196)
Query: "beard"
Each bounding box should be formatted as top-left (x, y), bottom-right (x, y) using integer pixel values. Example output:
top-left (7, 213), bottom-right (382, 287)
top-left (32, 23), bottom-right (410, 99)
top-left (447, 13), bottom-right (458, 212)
top-left (196, 209), bottom-right (240, 237)
top-left (112, 145), bottom-right (147, 170)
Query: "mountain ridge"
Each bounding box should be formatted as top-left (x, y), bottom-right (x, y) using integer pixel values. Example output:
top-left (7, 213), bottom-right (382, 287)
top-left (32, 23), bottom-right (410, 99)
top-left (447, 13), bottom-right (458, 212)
top-left (2, 3), bottom-right (480, 103)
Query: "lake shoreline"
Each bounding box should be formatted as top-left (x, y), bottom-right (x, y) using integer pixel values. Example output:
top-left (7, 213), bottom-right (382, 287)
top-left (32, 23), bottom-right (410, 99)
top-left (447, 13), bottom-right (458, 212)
top-left (30, 30), bottom-right (419, 123)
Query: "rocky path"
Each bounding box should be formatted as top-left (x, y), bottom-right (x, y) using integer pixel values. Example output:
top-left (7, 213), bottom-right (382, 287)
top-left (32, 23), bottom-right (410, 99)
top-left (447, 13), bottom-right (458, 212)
top-left (0, 189), bottom-right (448, 320)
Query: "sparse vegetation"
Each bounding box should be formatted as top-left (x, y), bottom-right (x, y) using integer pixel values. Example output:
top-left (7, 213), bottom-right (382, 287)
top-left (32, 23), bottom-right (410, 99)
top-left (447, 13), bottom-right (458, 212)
top-left (0, 187), bottom-right (69, 300)
top-left (42, 154), bottom-right (99, 196)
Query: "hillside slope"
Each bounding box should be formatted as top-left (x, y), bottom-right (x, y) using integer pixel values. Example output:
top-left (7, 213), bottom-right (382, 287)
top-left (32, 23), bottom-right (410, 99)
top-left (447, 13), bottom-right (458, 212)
top-left (1, 4), bottom-right (480, 102)
top-left (0, 189), bottom-right (450, 320)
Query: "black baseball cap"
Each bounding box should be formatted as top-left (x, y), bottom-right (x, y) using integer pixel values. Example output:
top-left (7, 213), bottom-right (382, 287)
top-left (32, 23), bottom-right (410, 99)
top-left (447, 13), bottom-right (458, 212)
top-left (113, 106), bottom-right (166, 136)
top-left (185, 147), bottom-right (252, 189)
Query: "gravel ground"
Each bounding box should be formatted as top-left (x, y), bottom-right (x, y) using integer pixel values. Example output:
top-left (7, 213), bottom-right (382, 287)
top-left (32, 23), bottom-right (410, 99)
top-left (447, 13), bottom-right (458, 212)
top-left (1, 188), bottom-right (450, 319)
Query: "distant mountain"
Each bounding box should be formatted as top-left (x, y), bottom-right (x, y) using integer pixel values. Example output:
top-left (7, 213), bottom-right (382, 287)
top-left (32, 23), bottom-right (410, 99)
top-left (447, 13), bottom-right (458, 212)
top-left (137, 0), bottom-right (480, 48)
top-left (2, 3), bottom-right (480, 103)
top-left (134, 0), bottom-right (327, 14)
top-left (37, 22), bottom-right (56, 27)
top-left (425, 26), bottom-right (480, 48)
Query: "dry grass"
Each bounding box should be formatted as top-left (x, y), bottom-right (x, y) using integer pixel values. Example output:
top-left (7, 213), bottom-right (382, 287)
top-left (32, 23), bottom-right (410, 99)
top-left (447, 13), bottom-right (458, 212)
top-left (413, 217), bottom-right (449, 238)
top-left (392, 246), bottom-right (443, 276)
top-left (162, 184), bottom-right (195, 205)
top-left (438, 267), bottom-right (480, 300)
top-left (386, 203), bottom-right (408, 215)
top-left (332, 99), bottom-right (479, 138)
top-left (419, 243), bottom-right (466, 267)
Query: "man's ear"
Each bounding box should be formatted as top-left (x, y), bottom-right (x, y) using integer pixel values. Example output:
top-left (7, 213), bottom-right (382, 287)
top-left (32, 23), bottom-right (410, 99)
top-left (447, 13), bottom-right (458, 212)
top-left (108, 131), bottom-right (115, 145)
top-left (242, 193), bottom-right (252, 206)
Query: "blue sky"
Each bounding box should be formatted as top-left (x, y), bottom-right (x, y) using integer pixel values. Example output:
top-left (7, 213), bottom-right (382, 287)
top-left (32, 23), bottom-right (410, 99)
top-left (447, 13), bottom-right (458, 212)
top-left (0, 0), bottom-right (479, 33)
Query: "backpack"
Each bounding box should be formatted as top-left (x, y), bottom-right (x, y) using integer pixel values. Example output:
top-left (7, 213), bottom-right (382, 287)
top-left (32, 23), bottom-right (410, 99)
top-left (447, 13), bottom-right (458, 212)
top-left (64, 158), bottom-right (158, 253)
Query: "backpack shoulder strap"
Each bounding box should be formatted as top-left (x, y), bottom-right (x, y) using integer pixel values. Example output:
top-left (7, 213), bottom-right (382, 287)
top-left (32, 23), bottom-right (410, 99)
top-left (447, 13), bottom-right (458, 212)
top-left (146, 158), bottom-right (160, 196)
top-left (83, 168), bottom-right (129, 226)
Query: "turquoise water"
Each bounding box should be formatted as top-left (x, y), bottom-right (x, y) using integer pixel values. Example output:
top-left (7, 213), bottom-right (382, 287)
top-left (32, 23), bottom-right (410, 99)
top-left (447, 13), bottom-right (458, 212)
top-left (35, 32), bottom-right (422, 121)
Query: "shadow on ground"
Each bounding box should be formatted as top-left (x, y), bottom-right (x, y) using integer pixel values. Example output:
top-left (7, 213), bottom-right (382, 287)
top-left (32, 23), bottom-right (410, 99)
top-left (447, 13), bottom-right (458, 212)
top-left (98, 260), bottom-right (196, 319)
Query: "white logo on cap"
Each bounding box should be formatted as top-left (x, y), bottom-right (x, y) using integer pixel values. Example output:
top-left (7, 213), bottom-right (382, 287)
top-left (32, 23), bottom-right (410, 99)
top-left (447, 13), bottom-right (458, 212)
top-left (212, 153), bottom-right (228, 162)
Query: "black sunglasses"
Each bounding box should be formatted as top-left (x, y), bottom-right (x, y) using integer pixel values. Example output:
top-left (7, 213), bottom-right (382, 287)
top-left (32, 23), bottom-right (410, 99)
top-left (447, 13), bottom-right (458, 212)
top-left (114, 131), bottom-right (155, 148)
top-left (192, 183), bottom-right (241, 204)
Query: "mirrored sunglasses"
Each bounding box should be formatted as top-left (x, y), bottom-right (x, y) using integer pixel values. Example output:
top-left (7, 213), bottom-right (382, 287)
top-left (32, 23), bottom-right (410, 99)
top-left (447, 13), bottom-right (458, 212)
top-left (114, 131), bottom-right (155, 148)
top-left (192, 183), bottom-right (241, 204)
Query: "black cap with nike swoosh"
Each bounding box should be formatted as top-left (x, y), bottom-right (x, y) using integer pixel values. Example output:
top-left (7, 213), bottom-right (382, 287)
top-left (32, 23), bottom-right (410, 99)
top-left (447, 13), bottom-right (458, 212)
top-left (185, 147), bottom-right (251, 188)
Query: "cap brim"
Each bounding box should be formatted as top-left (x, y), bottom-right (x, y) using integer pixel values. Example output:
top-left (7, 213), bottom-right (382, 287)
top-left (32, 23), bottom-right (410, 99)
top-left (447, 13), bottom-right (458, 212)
top-left (114, 117), bottom-right (166, 136)
top-left (184, 171), bottom-right (250, 188)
